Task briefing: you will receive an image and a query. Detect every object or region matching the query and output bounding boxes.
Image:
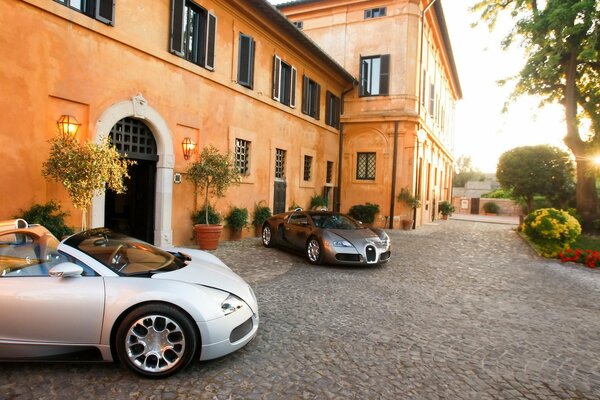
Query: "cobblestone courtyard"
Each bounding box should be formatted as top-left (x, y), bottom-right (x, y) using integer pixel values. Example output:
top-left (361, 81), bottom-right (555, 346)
top-left (1, 220), bottom-right (599, 399)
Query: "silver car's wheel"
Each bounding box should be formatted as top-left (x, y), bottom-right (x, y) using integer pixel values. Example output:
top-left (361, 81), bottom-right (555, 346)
top-left (306, 237), bottom-right (323, 265)
top-left (262, 224), bottom-right (273, 247)
top-left (116, 304), bottom-right (197, 378)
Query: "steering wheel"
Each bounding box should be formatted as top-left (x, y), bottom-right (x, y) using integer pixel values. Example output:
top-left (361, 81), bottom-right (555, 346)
top-left (109, 245), bottom-right (129, 272)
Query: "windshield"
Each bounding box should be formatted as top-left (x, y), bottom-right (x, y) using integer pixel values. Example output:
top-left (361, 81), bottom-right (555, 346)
top-left (312, 214), bottom-right (361, 230)
top-left (66, 229), bottom-right (184, 275)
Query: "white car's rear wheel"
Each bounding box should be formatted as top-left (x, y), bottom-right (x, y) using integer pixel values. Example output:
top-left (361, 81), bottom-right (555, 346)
top-left (116, 304), bottom-right (197, 378)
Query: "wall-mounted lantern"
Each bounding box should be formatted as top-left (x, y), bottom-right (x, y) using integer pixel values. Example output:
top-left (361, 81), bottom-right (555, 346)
top-left (57, 115), bottom-right (81, 136)
top-left (182, 137), bottom-right (196, 160)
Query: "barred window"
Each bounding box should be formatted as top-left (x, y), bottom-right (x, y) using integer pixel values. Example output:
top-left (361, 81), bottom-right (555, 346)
top-left (326, 161), bottom-right (334, 184)
top-left (303, 155), bottom-right (313, 181)
top-left (275, 148), bottom-right (286, 180)
top-left (357, 152), bottom-right (376, 180)
top-left (235, 138), bottom-right (250, 175)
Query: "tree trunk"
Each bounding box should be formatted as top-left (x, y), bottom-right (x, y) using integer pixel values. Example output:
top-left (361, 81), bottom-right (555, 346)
top-left (563, 51), bottom-right (598, 232)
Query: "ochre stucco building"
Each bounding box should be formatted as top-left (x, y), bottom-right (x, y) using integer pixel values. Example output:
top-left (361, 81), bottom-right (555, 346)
top-left (279, 0), bottom-right (462, 228)
top-left (0, 0), bottom-right (355, 246)
top-left (0, 0), bottom-right (460, 245)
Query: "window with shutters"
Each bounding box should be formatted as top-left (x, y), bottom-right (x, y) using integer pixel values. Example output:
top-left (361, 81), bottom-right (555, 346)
top-left (237, 33), bottom-right (255, 89)
top-left (301, 76), bottom-right (320, 119)
top-left (356, 152), bottom-right (376, 180)
top-left (170, 0), bottom-right (217, 71)
top-left (54, 0), bottom-right (114, 25)
top-left (272, 56), bottom-right (297, 108)
top-left (359, 55), bottom-right (390, 97)
top-left (325, 91), bottom-right (340, 129)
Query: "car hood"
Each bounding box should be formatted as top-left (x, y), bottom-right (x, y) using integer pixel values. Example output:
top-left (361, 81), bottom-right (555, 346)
top-left (153, 248), bottom-right (257, 313)
top-left (329, 228), bottom-right (381, 242)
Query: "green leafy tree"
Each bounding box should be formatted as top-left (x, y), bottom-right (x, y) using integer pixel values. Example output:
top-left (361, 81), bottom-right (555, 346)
top-left (186, 145), bottom-right (240, 225)
top-left (472, 0), bottom-right (600, 231)
top-left (453, 155), bottom-right (485, 187)
top-left (43, 133), bottom-right (132, 230)
top-left (496, 145), bottom-right (575, 213)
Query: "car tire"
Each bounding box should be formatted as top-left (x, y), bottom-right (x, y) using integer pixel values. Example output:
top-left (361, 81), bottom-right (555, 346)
top-left (306, 236), bottom-right (323, 265)
top-left (115, 303), bottom-right (198, 379)
top-left (262, 224), bottom-right (273, 248)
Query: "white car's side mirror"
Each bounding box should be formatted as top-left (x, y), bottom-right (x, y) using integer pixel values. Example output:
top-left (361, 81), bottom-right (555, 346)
top-left (49, 262), bottom-right (83, 278)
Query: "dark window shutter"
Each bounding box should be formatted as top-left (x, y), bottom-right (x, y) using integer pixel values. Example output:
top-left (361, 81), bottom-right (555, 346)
top-left (335, 96), bottom-right (341, 128)
top-left (204, 12), bottom-right (217, 70)
top-left (290, 67), bottom-right (297, 108)
top-left (95, 0), bottom-right (115, 25)
top-left (359, 58), bottom-right (368, 96)
top-left (301, 75), bottom-right (309, 115)
top-left (314, 83), bottom-right (321, 120)
top-left (325, 91), bottom-right (332, 125)
top-left (273, 56), bottom-right (281, 101)
top-left (379, 54), bottom-right (390, 95)
top-left (248, 37), bottom-right (255, 88)
top-left (170, 0), bottom-right (185, 57)
top-left (238, 34), bottom-right (254, 87)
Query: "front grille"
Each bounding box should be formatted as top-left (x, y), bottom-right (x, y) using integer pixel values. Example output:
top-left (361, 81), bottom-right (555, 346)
top-left (230, 317), bottom-right (253, 343)
top-left (365, 245), bottom-right (377, 262)
top-left (335, 253), bottom-right (361, 262)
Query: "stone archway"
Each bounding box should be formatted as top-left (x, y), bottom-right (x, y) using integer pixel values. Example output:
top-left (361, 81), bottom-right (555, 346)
top-left (91, 94), bottom-right (174, 247)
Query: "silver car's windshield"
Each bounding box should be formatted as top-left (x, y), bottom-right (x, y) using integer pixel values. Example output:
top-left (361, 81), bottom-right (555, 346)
top-left (65, 229), bottom-right (182, 275)
top-left (312, 214), bottom-right (361, 229)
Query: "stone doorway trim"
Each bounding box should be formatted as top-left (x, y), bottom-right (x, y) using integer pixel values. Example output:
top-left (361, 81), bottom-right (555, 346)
top-left (91, 94), bottom-right (174, 246)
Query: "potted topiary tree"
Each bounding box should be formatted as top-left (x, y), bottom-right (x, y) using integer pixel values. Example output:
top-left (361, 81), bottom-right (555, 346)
top-left (225, 206), bottom-right (248, 240)
top-left (252, 202), bottom-right (272, 237)
top-left (186, 145), bottom-right (240, 250)
top-left (438, 201), bottom-right (455, 220)
top-left (398, 188), bottom-right (421, 230)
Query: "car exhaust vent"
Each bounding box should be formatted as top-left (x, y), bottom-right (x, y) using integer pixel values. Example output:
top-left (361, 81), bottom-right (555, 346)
top-left (230, 317), bottom-right (253, 343)
top-left (365, 245), bottom-right (376, 263)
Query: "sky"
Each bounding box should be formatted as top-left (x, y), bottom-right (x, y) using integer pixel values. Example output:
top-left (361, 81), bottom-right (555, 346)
top-left (269, 1), bottom-right (567, 173)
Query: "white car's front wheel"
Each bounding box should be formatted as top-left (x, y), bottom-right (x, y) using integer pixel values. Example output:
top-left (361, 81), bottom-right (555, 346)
top-left (116, 303), bottom-right (198, 378)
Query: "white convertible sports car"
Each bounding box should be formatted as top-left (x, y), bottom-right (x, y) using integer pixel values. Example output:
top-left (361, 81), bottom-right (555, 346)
top-left (0, 219), bottom-right (258, 378)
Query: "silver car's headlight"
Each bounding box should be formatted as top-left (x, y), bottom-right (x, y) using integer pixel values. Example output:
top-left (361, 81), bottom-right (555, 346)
top-left (332, 240), bottom-right (353, 247)
top-left (221, 294), bottom-right (246, 315)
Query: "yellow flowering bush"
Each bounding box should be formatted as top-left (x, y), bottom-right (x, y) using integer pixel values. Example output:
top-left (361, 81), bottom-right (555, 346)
top-left (523, 208), bottom-right (581, 257)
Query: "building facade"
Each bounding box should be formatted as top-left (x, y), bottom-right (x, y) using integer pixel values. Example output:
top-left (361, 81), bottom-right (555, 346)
top-left (0, 0), bottom-right (355, 245)
top-left (278, 0), bottom-right (462, 228)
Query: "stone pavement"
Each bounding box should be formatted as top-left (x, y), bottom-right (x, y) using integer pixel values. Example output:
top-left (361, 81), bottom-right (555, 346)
top-left (1, 220), bottom-right (600, 399)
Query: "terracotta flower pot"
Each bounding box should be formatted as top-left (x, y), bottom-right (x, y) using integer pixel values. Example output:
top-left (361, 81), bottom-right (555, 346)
top-left (194, 224), bottom-right (223, 250)
top-left (401, 219), bottom-right (413, 230)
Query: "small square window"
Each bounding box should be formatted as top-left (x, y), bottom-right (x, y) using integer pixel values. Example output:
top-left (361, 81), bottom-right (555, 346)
top-left (364, 7), bottom-right (386, 19)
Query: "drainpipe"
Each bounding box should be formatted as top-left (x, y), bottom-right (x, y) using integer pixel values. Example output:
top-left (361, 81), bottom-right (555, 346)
top-left (389, 121), bottom-right (399, 228)
top-left (335, 82), bottom-right (357, 213)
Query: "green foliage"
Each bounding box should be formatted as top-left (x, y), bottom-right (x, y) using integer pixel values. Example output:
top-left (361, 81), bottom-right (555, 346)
top-left (482, 188), bottom-right (513, 199)
top-left (225, 207), bottom-right (249, 230)
top-left (397, 188), bottom-right (421, 208)
top-left (483, 201), bottom-right (500, 214)
top-left (191, 204), bottom-right (221, 225)
top-left (310, 195), bottom-right (328, 210)
top-left (252, 203), bottom-right (272, 227)
top-left (288, 203), bottom-right (302, 211)
top-left (523, 208), bottom-right (581, 257)
top-left (496, 145), bottom-right (575, 213)
top-left (348, 203), bottom-right (380, 224)
top-left (43, 133), bottom-right (133, 211)
top-left (186, 145), bottom-right (240, 225)
top-left (438, 201), bottom-right (455, 216)
top-left (453, 155), bottom-right (485, 187)
top-left (16, 201), bottom-right (74, 239)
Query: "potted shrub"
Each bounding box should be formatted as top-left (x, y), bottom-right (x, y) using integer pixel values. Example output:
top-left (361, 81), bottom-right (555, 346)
top-left (310, 195), bottom-right (328, 210)
top-left (252, 203), bottom-right (272, 236)
top-left (438, 201), bottom-right (455, 220)
top-left (16, 200), bottom-right (74, 239)
top-left (186, 145), bottom-right (240, 250)
top-left (348, 203), bottom-right (380, 225)
top-left (225, 207), bottom-right (248, 240)
top-left (483, 201), bottom-right (500, 215)
top-left (398, 188), bottom-right (421, 230)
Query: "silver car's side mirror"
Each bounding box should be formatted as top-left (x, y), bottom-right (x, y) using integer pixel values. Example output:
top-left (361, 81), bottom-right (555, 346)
top-left (49, 262), bottom-right (83, 278)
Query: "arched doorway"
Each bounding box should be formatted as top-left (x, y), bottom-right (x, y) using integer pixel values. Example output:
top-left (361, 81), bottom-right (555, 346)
top-left (105, 117), bottom-right (158, 243)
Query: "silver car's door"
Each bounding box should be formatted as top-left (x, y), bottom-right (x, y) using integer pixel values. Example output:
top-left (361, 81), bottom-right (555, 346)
top-left (284, 213), bottom-right (311, 249)
top-left (0, 231), bottom-right (104, 346)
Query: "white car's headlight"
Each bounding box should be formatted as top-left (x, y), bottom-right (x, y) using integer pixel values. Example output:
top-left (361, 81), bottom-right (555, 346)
top-left (332, 240), bottom-right (353, 247)
top-left (221, 294), bottom-right (246, 315)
